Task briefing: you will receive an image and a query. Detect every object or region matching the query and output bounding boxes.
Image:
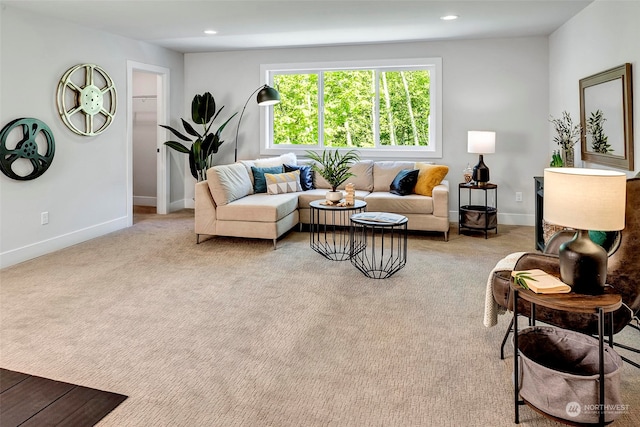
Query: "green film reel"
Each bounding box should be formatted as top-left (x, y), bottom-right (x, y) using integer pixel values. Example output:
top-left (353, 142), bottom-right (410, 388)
top-left (0, 118), bottom-right (56, 180)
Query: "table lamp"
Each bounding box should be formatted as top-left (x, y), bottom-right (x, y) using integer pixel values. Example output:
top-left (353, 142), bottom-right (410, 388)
top-left (543, 167), bottom-right (626, 295)
top-left (234, 84), bottom-right (280, 162)
top-left (467, 131), bottom-right (496, 186)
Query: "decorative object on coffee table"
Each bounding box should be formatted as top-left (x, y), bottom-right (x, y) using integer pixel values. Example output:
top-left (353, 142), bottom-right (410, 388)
top-left (467, 131), bottom-right (495, 186)
top-left (306, 149), bottom-right (360, 202)
top-left (544, 167), bottom-right (626, 295)
top-left (344, 183), bottom-right (355, 206)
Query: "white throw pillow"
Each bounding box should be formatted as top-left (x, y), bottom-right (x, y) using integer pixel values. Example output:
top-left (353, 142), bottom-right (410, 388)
top-left (254, 152), bottom-right (297, 168)
top-left (207, 163), bottom-right (253, 205)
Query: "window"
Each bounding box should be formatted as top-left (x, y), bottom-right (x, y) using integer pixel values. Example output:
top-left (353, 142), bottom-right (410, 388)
top-left (260, 58), bottom-right (442, 159)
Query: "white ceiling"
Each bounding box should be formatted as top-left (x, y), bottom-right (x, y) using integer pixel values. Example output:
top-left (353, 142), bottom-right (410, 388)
top-left (3, 0), bottom-right (594, 53)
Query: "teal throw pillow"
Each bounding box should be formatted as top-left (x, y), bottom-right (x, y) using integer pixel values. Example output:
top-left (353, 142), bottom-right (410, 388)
top-left (251, 166), bottom-right (283, 193)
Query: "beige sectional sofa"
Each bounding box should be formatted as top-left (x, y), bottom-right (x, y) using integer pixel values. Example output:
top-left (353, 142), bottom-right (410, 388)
top-left (194, 153), bottom-right (450, 247)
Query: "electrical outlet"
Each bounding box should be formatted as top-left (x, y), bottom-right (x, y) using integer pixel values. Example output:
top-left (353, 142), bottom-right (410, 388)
top-left (41, 212), bottom-right (49, 225)
top-left (515, 192), bottom-right (523, 202)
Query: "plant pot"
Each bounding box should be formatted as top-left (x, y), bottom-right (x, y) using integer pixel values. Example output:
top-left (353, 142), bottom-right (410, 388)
top-left (325, 190), bottom-right (343, 202)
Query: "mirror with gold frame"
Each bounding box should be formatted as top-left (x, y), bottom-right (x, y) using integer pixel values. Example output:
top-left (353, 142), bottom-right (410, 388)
top-left (579, 63), bottom-right (633, 170)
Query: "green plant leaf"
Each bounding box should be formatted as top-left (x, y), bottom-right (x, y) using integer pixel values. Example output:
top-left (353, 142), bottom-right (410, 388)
top-left (181, 119), bottom-right (201, 138)
top-left (159, 124), bottom-right (191, 142)
top-left (164, 141), bottom-right (190, 153)
top-left (193, 92), bottom-right (216, 125)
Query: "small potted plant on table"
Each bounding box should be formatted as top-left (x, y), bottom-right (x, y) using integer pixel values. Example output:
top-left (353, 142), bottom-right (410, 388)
top-left (306, 149), bottom-right (360, 202)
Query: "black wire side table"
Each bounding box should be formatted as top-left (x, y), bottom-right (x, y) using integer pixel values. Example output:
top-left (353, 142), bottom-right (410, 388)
top-left (349, 212), bottom-right (408, 279)
top-left (309, 199), bottom-right (366, 261)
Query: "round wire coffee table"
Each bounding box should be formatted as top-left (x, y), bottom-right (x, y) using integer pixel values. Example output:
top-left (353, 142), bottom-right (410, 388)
top-left (349, 212), bottom-right (408, 279)
top-left (309, 199), bottom-right (366, 261)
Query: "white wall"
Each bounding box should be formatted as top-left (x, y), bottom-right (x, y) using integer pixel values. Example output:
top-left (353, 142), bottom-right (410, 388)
top-left (549, 0), bottom-right (639, 177)
top-left (0, 5), bottom-right (184, 267)
top-left (185, 37), bottom-right (550, 224)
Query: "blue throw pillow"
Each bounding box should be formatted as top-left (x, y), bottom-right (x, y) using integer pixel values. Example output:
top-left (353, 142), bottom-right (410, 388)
top-left (284, 164), bottom-right (315, 191)
top-left (251, 166), bottom-right (283, 193)
top-left (390, 169), bottom-right (419, 196)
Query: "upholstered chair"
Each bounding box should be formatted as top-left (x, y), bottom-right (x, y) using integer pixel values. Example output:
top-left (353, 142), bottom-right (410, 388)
top-left (490, 178), bottom-right (640, 363)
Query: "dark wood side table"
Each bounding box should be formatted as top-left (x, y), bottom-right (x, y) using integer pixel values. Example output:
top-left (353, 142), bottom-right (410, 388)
top-left (458, 182), bottom-right (498, 238)
top-left (511, 283), bottom-right (622, 426)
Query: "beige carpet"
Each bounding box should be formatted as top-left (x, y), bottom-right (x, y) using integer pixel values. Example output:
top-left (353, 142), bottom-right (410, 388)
top-left (1, 210), bottom-right (638, 426)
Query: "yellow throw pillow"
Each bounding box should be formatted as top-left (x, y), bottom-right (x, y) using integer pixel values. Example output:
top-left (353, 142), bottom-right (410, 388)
top-left (414, 163), bottom-right (449, 196)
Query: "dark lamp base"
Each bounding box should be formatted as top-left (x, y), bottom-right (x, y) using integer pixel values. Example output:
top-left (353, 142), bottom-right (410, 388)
top-left (472, 154), bottom-right (490, 185)
top-left (559, 229), bottom-right (608, 295)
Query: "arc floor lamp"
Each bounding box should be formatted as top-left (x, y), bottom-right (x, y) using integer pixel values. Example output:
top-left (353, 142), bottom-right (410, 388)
top-left (234, 84), bottom-right (280, 162)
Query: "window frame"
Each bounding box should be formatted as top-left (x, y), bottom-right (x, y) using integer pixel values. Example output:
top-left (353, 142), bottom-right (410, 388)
top-left (260, 58), bottom-right (442, 160)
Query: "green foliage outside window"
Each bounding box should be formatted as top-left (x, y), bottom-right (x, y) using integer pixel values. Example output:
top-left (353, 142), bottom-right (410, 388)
top-left (272, 69), bottom-right (430, 148)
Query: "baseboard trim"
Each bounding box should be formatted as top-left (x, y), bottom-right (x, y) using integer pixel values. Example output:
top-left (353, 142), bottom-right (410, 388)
top-left (133, 196), bottom-right (157, 207)
top-left (0, 216), bottom-right (129, 269)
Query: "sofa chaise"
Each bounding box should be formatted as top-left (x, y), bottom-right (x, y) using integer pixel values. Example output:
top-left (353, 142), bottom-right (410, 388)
top-left (194, 153), bottom-right (450, 247)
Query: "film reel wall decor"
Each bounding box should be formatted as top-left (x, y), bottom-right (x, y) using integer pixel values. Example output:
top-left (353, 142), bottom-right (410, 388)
top-left (0, 118), bottom-right (55, 181)
top-left (56, 63), bottom-right (117, 136)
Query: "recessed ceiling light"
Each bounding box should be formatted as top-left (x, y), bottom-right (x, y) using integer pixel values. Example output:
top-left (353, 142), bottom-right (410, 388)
top-left (440, 15), bottom-right (459, 21)
top-left (204, 29), bottom-right (218, 35)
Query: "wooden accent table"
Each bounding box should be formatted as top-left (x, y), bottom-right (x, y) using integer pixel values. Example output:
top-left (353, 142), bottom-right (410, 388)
top-left (511, 283), bottom-right (622, 426)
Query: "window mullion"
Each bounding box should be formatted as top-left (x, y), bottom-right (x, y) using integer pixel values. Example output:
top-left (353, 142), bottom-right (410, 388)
top-left (374, 69), bottom-right (380, 148)
top-left (318, 71), bottom-right (324, 148)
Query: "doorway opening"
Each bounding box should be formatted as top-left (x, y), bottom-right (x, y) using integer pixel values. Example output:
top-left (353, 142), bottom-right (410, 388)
top-left (127, 61), bottom-right (170, 225)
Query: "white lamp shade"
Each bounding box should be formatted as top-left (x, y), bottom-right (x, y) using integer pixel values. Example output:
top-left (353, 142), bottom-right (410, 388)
top-left (467, 131), bottom-right (496, 154)
top-left (543, 168), bottom-right (626, 231)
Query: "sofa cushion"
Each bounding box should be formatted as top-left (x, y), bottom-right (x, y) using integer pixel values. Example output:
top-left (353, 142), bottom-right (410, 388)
top-left (265, 170), bottom-right (302, 194)
top-left (389, 169), bottom-right (419, 196)
top-left (414, 163), bottom-right (449, 196)
top-left (207, 163), bottom-right (253, 206)
top-left (313, 160), bottom-right (374, 191)
top-left (364, 192), bottom-right (434, 215)
top-left (216, 193), bottom-right (299, 222)
top-left (251, 165), bottom-right (283, 193)
top-left (241, 152), bottom-right (297, 186)
top-left (284, 164), bottom-right (314, 190)
top-left (373, 161), bottom-right (416, 192)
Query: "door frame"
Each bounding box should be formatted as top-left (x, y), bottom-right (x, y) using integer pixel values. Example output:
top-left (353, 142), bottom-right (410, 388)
top-left (126, 61), bottom-right (171, 223)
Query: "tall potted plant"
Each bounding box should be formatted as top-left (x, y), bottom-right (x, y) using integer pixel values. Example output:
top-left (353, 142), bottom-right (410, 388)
top-left (306, 149), bottom-right (360, 201)
top-left (160, 92), bottom-right (237, 182)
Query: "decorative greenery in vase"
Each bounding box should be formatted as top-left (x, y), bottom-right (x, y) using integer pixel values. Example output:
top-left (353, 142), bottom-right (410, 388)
top-left (587, 109), bottom-right (612, 154)
top-left (549, 111), bottom-right (581, 167)
top-left (306, 149), bottom-right (360, 194)
top-left (160, 92), bottom-right (237, 182)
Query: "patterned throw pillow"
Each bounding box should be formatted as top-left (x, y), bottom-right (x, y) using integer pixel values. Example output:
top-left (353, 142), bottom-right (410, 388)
top-left (414, 163), bottom-right (449, 196)
top-left (264, 171), bottom-right (302, 194)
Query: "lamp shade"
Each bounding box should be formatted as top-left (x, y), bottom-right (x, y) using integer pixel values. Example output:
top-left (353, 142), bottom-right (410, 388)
top-left (543, 168), bottom-right (626, 231)
top-left (256, 85), bottom-right (280, 106)
top-left (467, 131), bottom-right (496, 154)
